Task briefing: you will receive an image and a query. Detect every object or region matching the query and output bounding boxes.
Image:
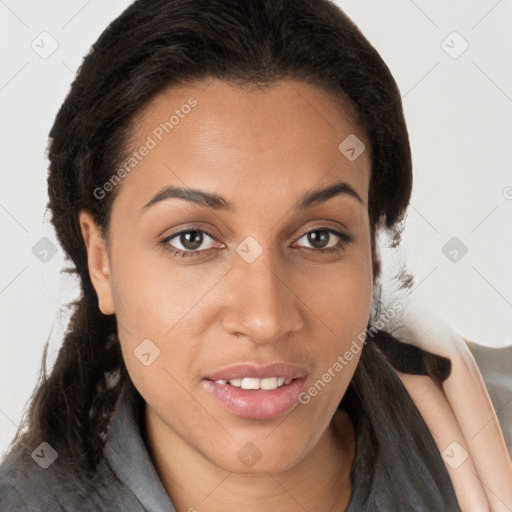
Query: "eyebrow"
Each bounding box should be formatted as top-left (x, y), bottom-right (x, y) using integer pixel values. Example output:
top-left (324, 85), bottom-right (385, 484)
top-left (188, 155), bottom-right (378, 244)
top-left (141, 180), bottom-right (363, 213)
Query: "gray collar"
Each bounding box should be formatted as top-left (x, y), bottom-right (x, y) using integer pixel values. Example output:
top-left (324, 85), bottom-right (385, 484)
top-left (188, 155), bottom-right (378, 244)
top-left (103, 380), bottom-right (177, 512)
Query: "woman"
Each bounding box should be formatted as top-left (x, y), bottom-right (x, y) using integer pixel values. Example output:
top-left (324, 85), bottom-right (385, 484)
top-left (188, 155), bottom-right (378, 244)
top-left (1, 0), bottom-right (510, 510)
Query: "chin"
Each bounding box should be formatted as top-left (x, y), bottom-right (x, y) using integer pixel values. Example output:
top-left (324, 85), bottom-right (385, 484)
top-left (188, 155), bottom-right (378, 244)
top-left (199, 430), bottom-right (313, 475)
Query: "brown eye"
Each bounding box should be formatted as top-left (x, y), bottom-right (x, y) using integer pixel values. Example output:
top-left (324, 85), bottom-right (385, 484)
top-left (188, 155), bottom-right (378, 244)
top-left (161, 229), bottom-right (218, 257)
top-left (302, 230), bottom-right (331, 249)
top-left (296, 228), bottom-right (353, 251)
top-left (176, 230), bottom-right (205, 251)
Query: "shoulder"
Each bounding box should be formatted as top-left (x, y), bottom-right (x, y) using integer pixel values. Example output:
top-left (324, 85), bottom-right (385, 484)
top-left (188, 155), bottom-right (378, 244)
top-left (466, 340), bottom-right (512, 455)
top-left (0, 443), bottom-right (64, 511)
top-left (0, 471), bottom-right (35, 511)
top-left (0, 440), bottom-right (139, 511)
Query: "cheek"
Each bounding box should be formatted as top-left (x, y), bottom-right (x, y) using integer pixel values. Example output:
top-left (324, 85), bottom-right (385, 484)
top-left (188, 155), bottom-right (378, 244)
top-left (110, 229), bottom-right (225, 321)
top-left (108, 242), bottom-right (205, 403)
top-left (310, 245), bottom-right (373, 380)
top-left (310, 241), bottom-right (374, 345)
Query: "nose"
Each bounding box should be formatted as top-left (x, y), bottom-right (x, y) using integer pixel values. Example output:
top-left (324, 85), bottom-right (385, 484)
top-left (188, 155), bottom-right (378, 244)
top-left (222, 247), bottom-right (304, 345)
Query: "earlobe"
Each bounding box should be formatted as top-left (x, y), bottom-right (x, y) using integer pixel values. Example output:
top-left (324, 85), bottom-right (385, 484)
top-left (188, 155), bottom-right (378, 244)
top-left (78, 210), bottom-right (115, 315)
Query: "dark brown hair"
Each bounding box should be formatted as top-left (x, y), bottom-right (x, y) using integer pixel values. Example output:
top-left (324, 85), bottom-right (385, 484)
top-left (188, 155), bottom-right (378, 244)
top-left (7, 0), bottom-right (458, 508)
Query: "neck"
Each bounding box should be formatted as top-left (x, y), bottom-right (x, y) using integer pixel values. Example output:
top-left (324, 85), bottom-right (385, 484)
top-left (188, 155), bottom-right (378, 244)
top-left (144, 408), bottom-right (355, 512)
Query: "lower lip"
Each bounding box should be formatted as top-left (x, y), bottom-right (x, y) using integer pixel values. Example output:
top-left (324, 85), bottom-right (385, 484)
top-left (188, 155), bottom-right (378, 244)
top-left (202, 378), bottom-right (307, 420)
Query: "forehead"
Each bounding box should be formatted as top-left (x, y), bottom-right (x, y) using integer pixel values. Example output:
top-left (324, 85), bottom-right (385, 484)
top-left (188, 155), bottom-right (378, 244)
top-left (112, 78), bottom-right (370, 217)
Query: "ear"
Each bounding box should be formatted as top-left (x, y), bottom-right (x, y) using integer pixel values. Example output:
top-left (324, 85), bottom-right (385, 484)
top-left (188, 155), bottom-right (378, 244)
top-left (78, 210), bottom-right (115, 315)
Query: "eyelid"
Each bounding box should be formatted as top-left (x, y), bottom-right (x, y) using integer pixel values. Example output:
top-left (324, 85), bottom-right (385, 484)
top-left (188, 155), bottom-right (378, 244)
top-left (297, 224), bottom-right (350, 239)
top-left (161, 226), bottom-right (221, 250)
top-left (294, 226), bottom-right (353, 247)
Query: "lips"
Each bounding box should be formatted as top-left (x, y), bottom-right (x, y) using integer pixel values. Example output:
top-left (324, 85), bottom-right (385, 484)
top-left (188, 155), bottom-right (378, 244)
top-left (202, 362), bottom-right (309, 420)
top-left (204, 362), bottom-right (308, 381)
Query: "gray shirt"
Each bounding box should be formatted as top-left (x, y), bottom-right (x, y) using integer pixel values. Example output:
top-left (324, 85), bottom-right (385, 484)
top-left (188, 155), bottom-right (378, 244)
top-left (1, 343), bottom-right (510, 511)
top-left (0, 379), bottom-right (176, 511)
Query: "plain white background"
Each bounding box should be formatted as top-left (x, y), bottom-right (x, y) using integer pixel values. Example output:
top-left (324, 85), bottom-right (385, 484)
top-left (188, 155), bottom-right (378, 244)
top-left (1, 0), bottom-right (511, 457)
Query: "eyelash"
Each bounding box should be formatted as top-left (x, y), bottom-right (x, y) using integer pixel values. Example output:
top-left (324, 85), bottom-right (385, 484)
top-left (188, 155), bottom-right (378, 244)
top-left (160, 227), bottom-right (354, 258)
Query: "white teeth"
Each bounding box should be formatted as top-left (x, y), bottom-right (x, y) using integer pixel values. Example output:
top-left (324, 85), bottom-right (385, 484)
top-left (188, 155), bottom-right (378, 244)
top-left (215, 379), bottom-right (227, 384)
top-left (260, 377), bottom-right (278, 390)
top-left (225, 377), bottom-right (290, 390)
top-left (241, 377), bottom-right (260, 390)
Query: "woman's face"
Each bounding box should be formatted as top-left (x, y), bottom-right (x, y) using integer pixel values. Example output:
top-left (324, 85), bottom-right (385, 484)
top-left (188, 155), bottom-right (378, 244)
top-left (84, 78), bottom-right (373, 473)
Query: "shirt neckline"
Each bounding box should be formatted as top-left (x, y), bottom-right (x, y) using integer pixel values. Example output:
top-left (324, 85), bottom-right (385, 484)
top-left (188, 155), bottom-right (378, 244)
top-left (103, 379), bottom-right (177, 512)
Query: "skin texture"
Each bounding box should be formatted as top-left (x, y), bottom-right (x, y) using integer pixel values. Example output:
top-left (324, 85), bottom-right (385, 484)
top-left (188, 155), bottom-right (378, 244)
top-left (79, 78), bottom-right (374, 511)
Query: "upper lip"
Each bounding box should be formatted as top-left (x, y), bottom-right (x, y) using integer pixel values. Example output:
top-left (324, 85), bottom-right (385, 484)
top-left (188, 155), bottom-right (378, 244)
top-left (204, 362), bottom-right (309, 381)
